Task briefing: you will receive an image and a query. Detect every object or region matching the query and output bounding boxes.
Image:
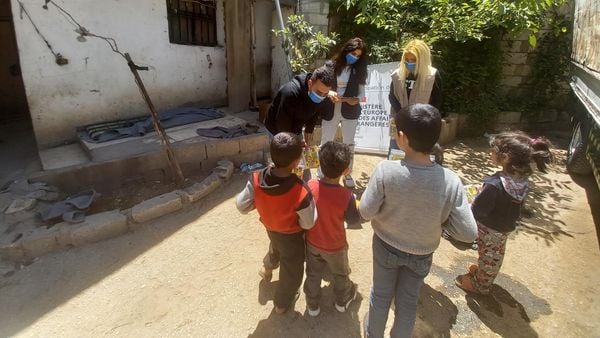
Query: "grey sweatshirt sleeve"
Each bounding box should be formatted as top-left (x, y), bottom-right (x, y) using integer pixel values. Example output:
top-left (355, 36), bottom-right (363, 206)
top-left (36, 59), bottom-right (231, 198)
top-left (296, 193), bottom-right (317, 230)
top-left (235, 179), bottom-right (255, 214)
top-left (443, 180), bottom-right (478, 243)
top-left (359, 164), bottom-right (385, 220)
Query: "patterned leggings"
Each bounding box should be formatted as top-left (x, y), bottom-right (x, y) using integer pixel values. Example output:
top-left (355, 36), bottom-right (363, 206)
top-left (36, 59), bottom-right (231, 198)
top-left (472, 223), bottom-right (509, 294)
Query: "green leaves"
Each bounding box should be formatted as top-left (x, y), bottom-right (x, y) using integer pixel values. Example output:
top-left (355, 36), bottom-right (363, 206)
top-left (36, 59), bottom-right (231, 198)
top-left (529, 33), bottom-right (537, 47)
top-left (341, 0), bottom-right (566, 42)
top-left (274, 15), bottom-right (338, 74)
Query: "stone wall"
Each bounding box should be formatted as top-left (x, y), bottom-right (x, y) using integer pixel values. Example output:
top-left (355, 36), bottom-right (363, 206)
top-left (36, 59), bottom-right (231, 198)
top-left (298, 0), bottom-right (330, 67)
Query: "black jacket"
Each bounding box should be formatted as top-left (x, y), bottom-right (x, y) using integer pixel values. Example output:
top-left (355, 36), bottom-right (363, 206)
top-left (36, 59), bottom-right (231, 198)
top-left (318, 59), bottom-right (368, 121)
top-left (265, 73), bottom-right (321, 135)
top-left (471, 173), bottom-right (525, 233)
top-left (389, 71), bottom-right (443, 116)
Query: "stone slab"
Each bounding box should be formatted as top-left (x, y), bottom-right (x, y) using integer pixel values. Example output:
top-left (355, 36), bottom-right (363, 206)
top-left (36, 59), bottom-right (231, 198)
top-left (79, 115), bottom-right (250, 162)
top-left (39, 143), bottom-right (90, 171)
top-left (183, 174), bottom-right (222, 203)
top-left (239, 134), bottom-right (269, 153)
top-left (131, 191), bottom-right (183, 224)
top-left (497, 111), bottom-right (522, 124)
top-left (67, 210), bottom-right (129, 246)
top-left (20, 227), bottom-right (61, 258)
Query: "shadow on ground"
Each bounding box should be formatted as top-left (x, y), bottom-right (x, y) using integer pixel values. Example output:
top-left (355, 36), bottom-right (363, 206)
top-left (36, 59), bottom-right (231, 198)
top-left (0, 175), bottom-right (246, 337)
top-left (570, 173), bottom-right (600, 248)
top-left (445, 136), bottom-right (576, 245)
top-left (464, 284), bottom-right (538, 337)
top-left (413, 284), bottom-right (458, 337)
top-left (250, 280), bottom-right (364, 337)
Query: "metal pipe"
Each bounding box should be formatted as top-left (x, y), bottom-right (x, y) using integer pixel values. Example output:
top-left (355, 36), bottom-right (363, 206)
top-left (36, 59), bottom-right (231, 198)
top-left (250, 0), bottom-right (257, 108)
top-left (274, 0), bottom-right (292, 80)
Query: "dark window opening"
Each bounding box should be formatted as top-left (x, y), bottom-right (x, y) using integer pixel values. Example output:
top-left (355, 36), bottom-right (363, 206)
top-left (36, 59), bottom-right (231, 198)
top-left (167, 0), bottom-right (217, 46)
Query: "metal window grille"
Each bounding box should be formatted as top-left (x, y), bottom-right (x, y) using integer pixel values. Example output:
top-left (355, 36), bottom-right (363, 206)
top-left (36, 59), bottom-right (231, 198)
top-left (167, 0), bottom-right (217, 46)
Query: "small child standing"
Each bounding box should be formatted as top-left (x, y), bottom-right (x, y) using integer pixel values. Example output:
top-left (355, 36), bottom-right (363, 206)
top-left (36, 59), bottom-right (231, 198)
top-left (303, 141), bottom-right (361, 317)
top-left (455, 132), bottom-right (552, 295)
top-left (360, 104), bottom-right (478, 338)
top-left (236, 132), bottom-right (317, 314)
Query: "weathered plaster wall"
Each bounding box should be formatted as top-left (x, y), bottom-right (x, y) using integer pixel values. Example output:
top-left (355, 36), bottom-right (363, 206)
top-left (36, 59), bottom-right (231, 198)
top-left (11, 0), bottom-right (227, 149)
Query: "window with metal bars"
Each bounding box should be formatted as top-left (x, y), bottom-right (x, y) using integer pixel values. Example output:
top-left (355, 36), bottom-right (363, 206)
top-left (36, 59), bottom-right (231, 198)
top-left (166, 0), bottom-right (217, 46)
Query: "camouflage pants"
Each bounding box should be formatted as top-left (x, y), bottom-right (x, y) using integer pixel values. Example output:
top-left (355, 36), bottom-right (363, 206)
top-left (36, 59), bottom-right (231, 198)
top-left (472, 223), bottom-right (509, 294)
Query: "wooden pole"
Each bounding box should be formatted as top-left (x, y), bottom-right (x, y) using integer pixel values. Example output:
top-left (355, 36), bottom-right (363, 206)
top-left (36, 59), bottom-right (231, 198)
top-left (124, 53), bottom-right (185, 187)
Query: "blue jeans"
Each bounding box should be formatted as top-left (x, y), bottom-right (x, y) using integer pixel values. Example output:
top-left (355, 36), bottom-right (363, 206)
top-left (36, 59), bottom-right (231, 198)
top-left (366, 235), bottom-right (433, 338)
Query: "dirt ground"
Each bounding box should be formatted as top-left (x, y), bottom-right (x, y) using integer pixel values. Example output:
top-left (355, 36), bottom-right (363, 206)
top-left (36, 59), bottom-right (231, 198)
top-left (0, 135), bottom-right (599, 337)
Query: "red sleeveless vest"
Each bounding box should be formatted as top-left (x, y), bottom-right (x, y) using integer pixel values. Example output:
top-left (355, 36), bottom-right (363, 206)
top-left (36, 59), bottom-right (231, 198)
top-left (252, 171), bottom-right (309, 234)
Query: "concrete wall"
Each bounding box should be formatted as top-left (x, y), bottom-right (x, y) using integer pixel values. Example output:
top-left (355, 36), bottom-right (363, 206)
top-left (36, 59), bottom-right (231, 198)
top-left (298, 0), bottom-right (329, 35)
top-left (499, 2), bottom-right (573, 101)
top-left (11, 0), bottom-right (227, 149)
top-left (270, 0), bottom-right (331, 97)
top-left (499, 31), bottom-right (538, 96)
top-left (298, 0), bottom-right (330, 68)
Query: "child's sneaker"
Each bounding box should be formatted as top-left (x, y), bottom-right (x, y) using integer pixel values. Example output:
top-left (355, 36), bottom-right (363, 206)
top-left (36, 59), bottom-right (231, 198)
top-left (307, 304), bottom-right (321, 317)
top-left (343, 175), bottom-right (355, 189)
top-left (258, 266), bottom-right (272, 282)
top-left (335, 283), bottom-right (357, 313)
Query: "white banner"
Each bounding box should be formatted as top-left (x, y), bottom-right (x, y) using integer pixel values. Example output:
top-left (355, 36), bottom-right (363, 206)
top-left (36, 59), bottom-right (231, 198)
top-left (354, 62), bottom-right (399, 154)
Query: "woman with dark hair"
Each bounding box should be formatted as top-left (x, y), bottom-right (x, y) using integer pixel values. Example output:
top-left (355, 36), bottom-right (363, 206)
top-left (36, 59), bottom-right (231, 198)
top-left (318, 37), bottom-right (369, 188)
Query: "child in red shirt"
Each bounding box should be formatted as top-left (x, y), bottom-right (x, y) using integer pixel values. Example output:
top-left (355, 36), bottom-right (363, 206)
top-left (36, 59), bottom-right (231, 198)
top-left (304, 141), bottom-right (361, 316)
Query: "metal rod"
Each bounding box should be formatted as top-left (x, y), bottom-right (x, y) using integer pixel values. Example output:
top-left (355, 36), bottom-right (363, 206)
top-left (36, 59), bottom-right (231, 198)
top-left (250, 0), bottom-right (257, 107)
top-left (125, 53), bottom-right (185, 187)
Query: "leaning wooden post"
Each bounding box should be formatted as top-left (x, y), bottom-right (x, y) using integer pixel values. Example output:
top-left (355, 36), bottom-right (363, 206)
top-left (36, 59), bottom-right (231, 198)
top-left (124, 53), bottom-right (185, 187)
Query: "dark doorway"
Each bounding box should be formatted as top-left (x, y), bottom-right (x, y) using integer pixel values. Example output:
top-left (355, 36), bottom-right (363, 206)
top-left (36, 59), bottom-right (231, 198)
top-left (0, 1), bottom-right (40, 182)
top-left (0, 0), bottom-right (29, 123)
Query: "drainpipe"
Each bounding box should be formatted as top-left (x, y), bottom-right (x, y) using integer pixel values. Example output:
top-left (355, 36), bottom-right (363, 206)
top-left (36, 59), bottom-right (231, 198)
top-left (250, 0), bottom-right (257, 108)
top-left (274, 0), bottom-right (292, 80)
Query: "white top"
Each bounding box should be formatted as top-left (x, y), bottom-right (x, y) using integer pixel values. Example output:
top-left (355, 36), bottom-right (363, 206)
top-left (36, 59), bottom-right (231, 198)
top-left (336, 66), bottom-right (352, 97)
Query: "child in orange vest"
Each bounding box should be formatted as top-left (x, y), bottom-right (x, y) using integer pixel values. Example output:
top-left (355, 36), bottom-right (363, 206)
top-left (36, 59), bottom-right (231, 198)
top-left (236, 132), bottom-right (317, 314)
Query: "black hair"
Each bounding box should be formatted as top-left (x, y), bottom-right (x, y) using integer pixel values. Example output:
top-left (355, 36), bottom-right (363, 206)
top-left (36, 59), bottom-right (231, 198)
top-left (332, 37), bottom-right (369, 83)
top-left (311, 64), bottom-right (335, 87)
top-left (318, 141), bottom-right (351, 179)
top-left (270, 132), bottom-right (303, 168)
top-left (394, 103), bottom-right (441, 153)
top-left (490, 131), bottom-right (553, 176)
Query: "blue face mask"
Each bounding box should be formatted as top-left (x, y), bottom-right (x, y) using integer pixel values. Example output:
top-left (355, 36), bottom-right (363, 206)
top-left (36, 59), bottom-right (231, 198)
top-left (346, 53), bottom-right (360, 65)
top-left (308, 90), bottom-right (326, 103)
top-left (405, 62), bottom-right (417, 72)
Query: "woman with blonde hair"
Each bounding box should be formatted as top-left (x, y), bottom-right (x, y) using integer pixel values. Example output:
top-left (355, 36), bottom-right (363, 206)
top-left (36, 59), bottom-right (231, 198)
top-left (388, 39), bottom-right (443, 161)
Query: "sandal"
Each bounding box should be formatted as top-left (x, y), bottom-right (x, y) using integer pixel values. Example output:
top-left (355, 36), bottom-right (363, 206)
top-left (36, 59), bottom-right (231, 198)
top-left (468, 264), bottom-right (478, 276)
top-left (455, 274), bottom-right (483, 294)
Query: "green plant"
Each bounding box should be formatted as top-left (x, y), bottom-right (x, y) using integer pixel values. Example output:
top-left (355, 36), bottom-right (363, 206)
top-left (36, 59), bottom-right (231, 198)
top-left (339, 0), bottom-right (566, 46)
top-left (521, 14), bottom-right (572, 121)
top-left (434, 34), bottom-right (504, 134)
top-left (274, 15), bottom-right (338, 74)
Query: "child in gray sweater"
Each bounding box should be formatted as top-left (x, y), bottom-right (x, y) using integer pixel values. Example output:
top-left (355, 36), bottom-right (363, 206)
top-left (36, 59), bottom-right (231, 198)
top-left (359, 103), bottom-right (477, 338)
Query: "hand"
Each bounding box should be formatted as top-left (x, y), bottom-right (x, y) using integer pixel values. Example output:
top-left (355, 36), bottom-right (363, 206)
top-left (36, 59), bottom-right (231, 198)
top-left (328, 91), bottom-right (341, 103)
top-left (346, 97), bottom-right (360, 106)
top-left (304, 132), bottom-right (313, 146)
